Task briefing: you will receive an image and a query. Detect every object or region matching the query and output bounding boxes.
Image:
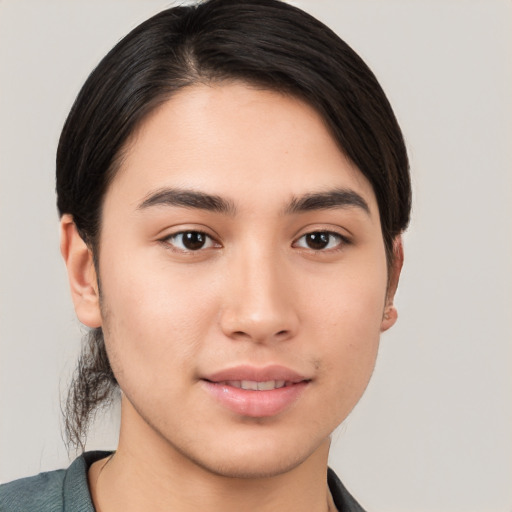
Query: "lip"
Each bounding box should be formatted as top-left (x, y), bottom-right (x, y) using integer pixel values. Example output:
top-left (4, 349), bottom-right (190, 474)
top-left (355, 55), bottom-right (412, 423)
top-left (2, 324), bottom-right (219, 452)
top-left (201, 365), bottom-right (311, 418)
top-left (204, 364), bottom-right (309, 383)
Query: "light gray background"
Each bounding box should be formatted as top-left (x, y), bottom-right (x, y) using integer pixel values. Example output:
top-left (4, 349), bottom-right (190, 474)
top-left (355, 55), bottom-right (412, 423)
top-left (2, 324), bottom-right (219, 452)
top-left (1, 1), bottom-right (511, 511)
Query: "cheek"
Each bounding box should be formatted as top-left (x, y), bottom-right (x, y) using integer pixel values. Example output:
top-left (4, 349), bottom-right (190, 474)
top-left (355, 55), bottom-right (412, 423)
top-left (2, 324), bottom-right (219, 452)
top-left (98, 252), bottom-right (219, 385)
top-left (301, 261), bottom-right (387, 389)
top-left (305, 255), bottom-right (387, 335)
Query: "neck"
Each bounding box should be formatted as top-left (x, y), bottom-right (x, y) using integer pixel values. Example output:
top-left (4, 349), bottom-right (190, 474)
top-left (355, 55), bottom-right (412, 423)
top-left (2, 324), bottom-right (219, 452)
top-left (90, 397), bottom-right (335, 512)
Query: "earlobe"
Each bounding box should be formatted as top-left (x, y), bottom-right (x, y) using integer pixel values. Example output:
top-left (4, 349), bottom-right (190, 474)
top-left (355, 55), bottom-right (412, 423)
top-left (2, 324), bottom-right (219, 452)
top-left (380, 236), bottom-right (404, 333)
top-left (381, 305), bottom-right (398, 332)
top-left (60, 214), bottom-right (102, 328)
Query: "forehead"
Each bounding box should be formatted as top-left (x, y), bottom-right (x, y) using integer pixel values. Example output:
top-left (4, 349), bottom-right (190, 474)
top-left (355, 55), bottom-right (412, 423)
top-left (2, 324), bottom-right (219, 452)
top-left (107, 82), bottom-right (378, 216)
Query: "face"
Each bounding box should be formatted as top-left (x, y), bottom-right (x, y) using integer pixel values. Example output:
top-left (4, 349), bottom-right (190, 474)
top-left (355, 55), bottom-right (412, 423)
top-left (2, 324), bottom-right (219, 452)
top-left (79, 83), bottom-right (398, 478)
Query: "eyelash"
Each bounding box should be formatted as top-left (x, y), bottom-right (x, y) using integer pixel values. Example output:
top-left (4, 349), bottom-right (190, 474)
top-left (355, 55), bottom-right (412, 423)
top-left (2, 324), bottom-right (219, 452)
top-left (292, 231), bottom-right (349, 252)
top-left (161, 230), bottom-right (349, 253)
top-left (162, 231), bottom-right (219, 252)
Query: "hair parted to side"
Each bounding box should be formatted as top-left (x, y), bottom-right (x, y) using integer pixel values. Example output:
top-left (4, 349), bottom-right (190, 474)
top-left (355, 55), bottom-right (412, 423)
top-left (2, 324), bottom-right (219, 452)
top-left (57, 0), bottom-right (411, 451)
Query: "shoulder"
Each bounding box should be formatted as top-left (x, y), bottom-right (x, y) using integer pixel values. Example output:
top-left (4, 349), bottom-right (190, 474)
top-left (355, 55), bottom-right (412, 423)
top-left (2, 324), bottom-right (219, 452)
top-left (0, 451), bottom-right (111, 512)
top-left (0, 469), bottom-right (66, 511)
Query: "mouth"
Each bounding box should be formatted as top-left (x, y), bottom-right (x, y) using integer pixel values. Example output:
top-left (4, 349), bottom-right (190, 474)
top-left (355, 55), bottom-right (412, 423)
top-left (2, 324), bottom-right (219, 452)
top-left (201, 365), bottom-right (311, 418)
top-left (211, 379), bottom-right (293, 391)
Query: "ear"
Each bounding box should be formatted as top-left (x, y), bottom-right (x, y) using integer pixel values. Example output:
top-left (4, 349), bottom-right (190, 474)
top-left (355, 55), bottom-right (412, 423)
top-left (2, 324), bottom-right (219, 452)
top-left (60, 214), bottom-right (102, 328)
top-left (380, 236), bottom-right (404, 332)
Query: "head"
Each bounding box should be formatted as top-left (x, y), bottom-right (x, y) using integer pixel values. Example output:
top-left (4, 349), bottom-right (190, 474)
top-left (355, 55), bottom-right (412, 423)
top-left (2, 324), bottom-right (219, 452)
top-left (58, 0), bottom-right (411, 470)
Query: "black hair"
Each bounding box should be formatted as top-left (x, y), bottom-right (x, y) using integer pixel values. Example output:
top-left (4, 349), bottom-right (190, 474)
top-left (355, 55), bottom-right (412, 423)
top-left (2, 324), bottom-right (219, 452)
top-left (57, 0), bottom-right (411, 450)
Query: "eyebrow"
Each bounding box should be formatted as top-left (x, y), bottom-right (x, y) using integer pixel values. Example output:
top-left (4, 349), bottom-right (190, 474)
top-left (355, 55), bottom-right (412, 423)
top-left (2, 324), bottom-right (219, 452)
top-left (285, 188), bottom-right (370, 215)
top-left (137, 186), bottom-right (370, 217)
top-left (137, 187), bottom-right (236, 215)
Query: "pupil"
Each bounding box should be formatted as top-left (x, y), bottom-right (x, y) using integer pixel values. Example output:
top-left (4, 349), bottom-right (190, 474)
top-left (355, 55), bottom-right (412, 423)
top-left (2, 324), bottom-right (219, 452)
top-left (183, 232), bottom-right (205, 250)
top-left (306, 232), bottom-right (329, 250)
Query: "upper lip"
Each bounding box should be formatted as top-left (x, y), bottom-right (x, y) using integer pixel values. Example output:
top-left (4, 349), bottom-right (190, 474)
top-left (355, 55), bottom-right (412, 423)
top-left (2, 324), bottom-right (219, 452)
top-left (203, 364), bottom-right (310, 383)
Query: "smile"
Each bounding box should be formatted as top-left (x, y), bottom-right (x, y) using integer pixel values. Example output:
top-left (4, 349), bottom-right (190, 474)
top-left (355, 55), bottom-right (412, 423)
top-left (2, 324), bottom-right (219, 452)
top-left (201, 365), bottom-right (311, 417)
top-left (218, 380), bottom-right (288, 390)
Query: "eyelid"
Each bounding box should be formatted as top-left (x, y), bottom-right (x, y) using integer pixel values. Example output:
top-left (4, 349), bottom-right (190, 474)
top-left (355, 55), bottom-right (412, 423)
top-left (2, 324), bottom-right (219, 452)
top-left (292, 229), bottom-right (351, 252)
top-left (160, 229), bottom-right (222, 253)
top-left (157, 224), bottom-right (351, 254)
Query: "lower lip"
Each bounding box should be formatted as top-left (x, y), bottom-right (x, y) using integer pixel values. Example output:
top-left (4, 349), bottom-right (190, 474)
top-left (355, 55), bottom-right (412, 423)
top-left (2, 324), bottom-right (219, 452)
top-left (202, 381), bottom-right (309, 418)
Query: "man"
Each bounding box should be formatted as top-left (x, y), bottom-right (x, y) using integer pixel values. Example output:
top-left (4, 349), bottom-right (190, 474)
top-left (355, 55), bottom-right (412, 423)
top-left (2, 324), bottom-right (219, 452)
top-left (0, 1), bottom-right (410, 510)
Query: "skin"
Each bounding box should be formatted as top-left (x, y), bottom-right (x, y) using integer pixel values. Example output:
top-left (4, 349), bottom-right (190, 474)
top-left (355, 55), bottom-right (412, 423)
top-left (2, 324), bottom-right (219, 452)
top-left (61, 82), bottom-right (402, 512)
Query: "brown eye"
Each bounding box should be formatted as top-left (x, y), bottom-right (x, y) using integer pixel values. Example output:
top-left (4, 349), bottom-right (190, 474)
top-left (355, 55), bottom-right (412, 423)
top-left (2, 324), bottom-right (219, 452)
top-left (294, 231), bottom-right (344, 251)
top-left (182, 232), bottom-right (206, 250)
top-left (165, 231), bottom-right (216, 251)
top-left (305, 232), bottom-right (329, 250)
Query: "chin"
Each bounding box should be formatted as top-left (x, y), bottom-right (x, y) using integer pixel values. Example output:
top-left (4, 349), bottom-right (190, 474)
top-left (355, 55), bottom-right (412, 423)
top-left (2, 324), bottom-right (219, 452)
top-left (176, 427), bottom-right (330, 480)
top-left (188, 448), bottom-right (309, 480)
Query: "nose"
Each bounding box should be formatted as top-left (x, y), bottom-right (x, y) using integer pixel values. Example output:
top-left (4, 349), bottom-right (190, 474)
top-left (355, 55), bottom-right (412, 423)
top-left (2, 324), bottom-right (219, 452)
top-left (219, 246), bottom-right (299, 344)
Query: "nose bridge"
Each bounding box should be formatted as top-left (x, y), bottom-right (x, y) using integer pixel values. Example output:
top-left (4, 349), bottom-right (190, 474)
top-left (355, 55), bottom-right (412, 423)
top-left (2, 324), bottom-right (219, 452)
top-left (220, 239), bottom-right (298, 343)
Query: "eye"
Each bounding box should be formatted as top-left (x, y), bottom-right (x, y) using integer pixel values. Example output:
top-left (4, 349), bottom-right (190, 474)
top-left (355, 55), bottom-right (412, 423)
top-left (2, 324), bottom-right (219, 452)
top-left (293, 231), bottom-right (346, 251)
top-left (163, 231), bottom-right (218, 251)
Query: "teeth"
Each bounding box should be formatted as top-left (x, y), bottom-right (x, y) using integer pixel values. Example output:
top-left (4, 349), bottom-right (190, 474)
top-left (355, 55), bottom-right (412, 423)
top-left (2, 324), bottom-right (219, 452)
top-left (225, 380), bottom-right (288, 390)
top-left (242, 380), bottom-right (259, 390)
top-left (257, 380), bottom-right (276, 391)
